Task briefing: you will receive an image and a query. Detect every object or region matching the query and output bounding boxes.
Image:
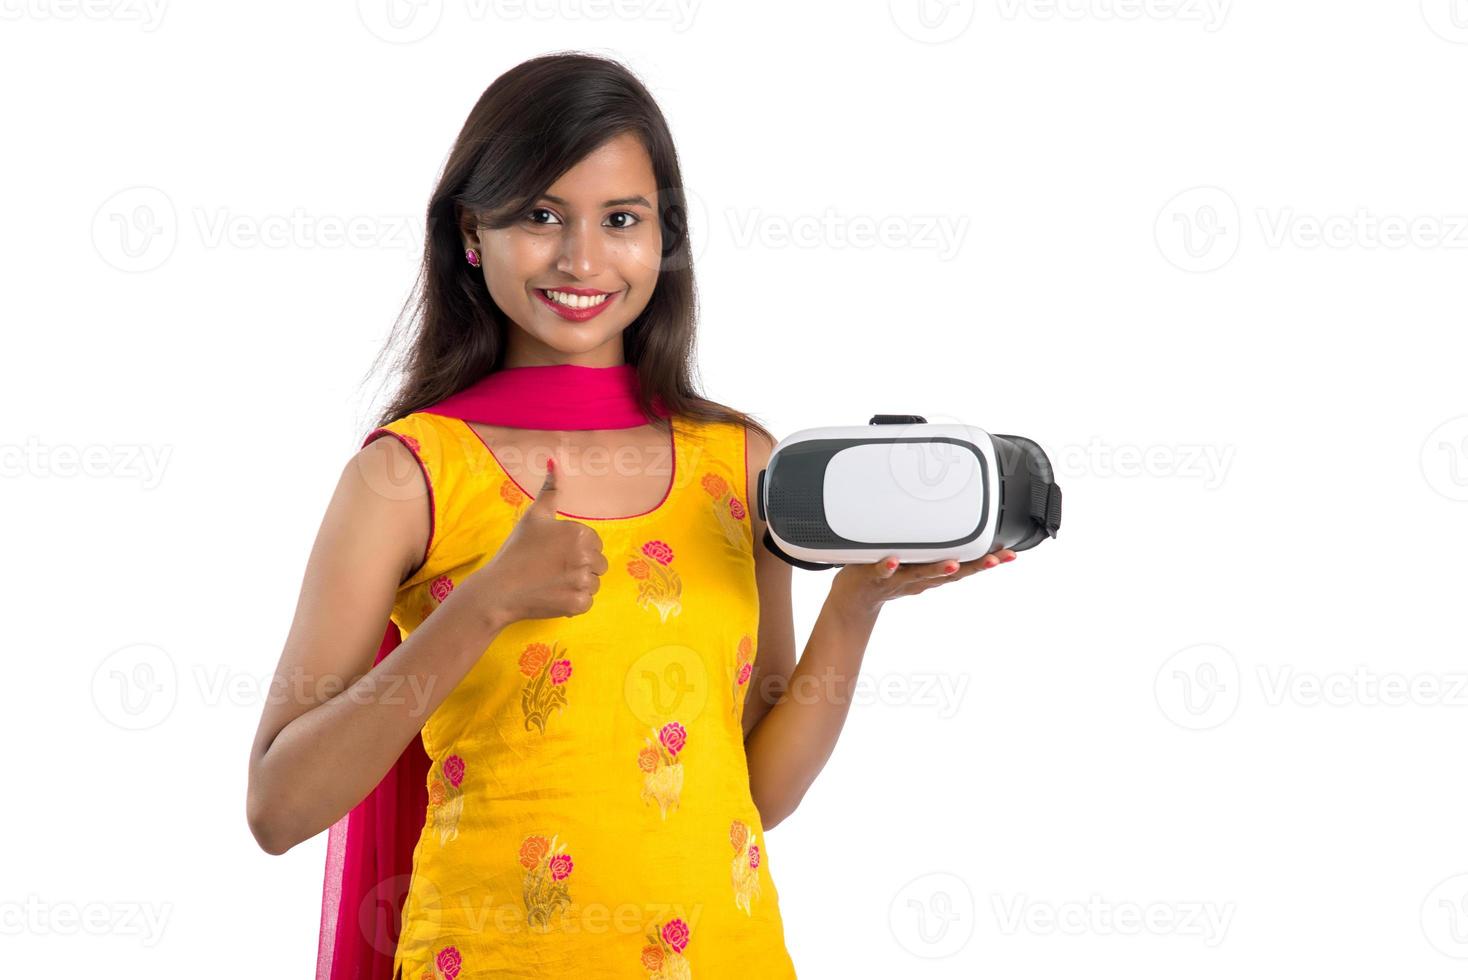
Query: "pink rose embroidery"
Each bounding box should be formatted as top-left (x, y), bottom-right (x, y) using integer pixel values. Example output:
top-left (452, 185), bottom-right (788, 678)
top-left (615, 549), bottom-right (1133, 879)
top-left (434, 945), bottom-right (461, 980)
top-left (642, 539), bottom-right (674, 566)
top-left (549, 853), bottom-right (574, 881)
top-left (729, 497), bottom-right (746, 520)
top-left (659, 721), bottom-right (687, 757)
top-left (442, 755), bottom-right (465, 788)
top-left (549, 659), bottom-right (572, 685)
top-left (662, 918), bottom-right (690, 954)
top-left (429, 575), bottom-right (454, 603)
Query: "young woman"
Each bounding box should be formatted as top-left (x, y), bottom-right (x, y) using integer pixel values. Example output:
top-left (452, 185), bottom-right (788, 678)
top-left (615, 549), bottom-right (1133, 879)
top-left (246, 52), bottom-right (1017, 980)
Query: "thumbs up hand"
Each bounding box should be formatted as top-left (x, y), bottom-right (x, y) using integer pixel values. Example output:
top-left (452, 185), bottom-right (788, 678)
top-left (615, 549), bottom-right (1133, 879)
top-left (467, 456), bottom-right (610, 627)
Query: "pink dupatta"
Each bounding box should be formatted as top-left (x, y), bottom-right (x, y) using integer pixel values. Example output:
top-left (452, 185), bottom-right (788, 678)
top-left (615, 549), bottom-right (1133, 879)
top-left (315, 363), bottom-right (669, 979)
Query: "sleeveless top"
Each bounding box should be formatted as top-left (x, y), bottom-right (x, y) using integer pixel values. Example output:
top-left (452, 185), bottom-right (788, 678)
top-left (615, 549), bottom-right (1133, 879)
top-left (364, 411), bottom-right (798, 980)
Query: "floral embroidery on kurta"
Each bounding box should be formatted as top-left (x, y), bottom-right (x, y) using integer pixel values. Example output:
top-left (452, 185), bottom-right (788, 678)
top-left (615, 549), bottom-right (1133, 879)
top-left (419, 574), bottom-right (455, 621)
top-left (419, 945), bottom-right (461, 980)
top-left (641, 917), bottom-right (692, 979)
top-left (639, 721), bottom-right (687, 819)
top-left (429, 754), bottom-right (465, 845)
top-left (701, 471), bottom-right (748, 550)
top-left (518, 641), bottom-right (572, 734)
top-left (732, 634), bottom-right (754, 718)
top-left (626, 539), bottom-right (683, 623)
top-left (519, 834), bottom-right (574, 930)
top-left (730, 820), bottom-right (762, 914)
top-left (499, 478), bottom-right (528, 517)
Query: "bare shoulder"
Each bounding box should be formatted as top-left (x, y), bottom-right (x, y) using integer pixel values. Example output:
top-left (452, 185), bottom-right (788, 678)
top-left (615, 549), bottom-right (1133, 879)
top-left (345, 434), bottom-right (432, 585)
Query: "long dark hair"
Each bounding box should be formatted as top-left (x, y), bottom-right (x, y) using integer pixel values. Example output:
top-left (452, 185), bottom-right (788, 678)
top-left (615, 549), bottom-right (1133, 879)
top-left (359, 51), bottom-right (773, 447)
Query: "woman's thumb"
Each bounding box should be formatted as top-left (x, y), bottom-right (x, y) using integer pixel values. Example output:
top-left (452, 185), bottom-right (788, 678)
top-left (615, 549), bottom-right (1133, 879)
top-left (529, 455), bottom-right (559, 515)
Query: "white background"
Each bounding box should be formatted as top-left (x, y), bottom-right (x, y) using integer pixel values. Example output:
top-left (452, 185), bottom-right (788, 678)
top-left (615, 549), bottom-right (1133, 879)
top-left (4, 1), bottom-right (1468, 976)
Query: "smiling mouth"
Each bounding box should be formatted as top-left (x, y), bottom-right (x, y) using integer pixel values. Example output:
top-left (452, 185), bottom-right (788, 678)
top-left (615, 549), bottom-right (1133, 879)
top-left (537, 288), bottom-right (614, 311)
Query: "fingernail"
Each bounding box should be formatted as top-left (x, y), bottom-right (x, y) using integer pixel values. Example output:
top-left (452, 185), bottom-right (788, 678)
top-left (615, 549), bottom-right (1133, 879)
top-left (886, 559), bottom-right (899, 570)
top-left (1001, 554), bottom-right (1015, 563)
top-left (547, 457), bottom-right (555, 472)
top-left (982, 557), bottom-right (998, 568)
top-left (944, 562), bottom-right (958, 574)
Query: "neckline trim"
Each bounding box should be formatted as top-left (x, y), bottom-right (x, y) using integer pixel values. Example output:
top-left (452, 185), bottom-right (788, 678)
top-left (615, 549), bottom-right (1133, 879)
top-left (458, 416), bottom-right (681, 522)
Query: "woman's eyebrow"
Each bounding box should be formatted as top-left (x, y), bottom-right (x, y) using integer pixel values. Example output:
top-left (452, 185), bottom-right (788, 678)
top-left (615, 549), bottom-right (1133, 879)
top-left (539, 193), bottom-right (652, 208)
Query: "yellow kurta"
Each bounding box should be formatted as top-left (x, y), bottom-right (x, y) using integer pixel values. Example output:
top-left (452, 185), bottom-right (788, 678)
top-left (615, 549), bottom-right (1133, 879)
top-left (365, 410), bottom-right (796, 980)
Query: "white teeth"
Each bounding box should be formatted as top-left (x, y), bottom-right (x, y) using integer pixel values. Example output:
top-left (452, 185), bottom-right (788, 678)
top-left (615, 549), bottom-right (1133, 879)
top-left (544, 289), bottom-right (610, 309)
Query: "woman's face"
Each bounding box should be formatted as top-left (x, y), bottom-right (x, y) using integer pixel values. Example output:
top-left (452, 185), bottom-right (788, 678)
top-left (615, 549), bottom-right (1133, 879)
top-left (465, 132), bottom-right (663, 367)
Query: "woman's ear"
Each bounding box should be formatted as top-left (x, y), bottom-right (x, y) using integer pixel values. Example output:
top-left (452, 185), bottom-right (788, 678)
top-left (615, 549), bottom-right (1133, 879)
top-left (457, 205), bottom-right (482, 251)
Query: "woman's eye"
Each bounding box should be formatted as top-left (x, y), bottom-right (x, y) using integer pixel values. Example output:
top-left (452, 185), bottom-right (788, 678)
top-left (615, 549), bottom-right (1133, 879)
top-left (605, 211), bottom-right (640, 229)
top-left (525, 208), bottom-right (560, 225)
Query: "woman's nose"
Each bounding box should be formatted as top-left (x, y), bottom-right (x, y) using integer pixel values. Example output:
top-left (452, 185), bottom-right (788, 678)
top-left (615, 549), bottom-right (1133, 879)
top-left (555, 220), bottom-right (605, 278)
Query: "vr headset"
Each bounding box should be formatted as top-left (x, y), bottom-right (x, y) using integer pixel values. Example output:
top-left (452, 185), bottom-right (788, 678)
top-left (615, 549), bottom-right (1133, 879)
top-left (756, 415), bottom-right (1062, 571)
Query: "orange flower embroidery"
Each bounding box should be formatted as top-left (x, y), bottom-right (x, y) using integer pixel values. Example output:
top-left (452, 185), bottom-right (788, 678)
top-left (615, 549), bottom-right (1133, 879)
top-left (499, 478), bottom-right (527, 515)
top-left (519, 833), bottom-right (574, 930)
top-left (702, 468), bottom-right (749, 550)
top-left (639, 721), bottom-right (687, 819)
top-left (730, 819), bottom-right (762, 914)
top-left (732, 634), bottom-right (754, 718)
top-left (626, 539), bottom-right (682, 623)
top-left (641, 917), bottom-right (692, 978)
top-left (518, 641), bottom-right (572, 734)
top-left (428, 754), bottom-right (466, 845)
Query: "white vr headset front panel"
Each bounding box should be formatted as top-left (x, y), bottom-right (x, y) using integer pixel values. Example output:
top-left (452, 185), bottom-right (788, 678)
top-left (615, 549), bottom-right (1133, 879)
top-left (772, 424), bottom-right (999, 564)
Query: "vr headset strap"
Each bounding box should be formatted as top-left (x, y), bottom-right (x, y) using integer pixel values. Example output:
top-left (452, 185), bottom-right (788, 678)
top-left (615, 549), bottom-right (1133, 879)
top-left (761, 528), bottom-right (837, 571)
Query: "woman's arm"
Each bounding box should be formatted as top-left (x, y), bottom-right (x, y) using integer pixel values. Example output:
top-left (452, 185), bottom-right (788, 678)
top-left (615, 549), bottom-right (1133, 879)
top-left (740, 427), bottom-right (1016, 830)
top-left (245, 437), bottom-right (513, 855)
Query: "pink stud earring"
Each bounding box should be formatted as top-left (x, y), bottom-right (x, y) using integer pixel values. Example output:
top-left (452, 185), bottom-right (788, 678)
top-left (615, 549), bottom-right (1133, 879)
top-left (465, 248), bottom-right (481, 268)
